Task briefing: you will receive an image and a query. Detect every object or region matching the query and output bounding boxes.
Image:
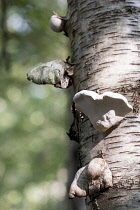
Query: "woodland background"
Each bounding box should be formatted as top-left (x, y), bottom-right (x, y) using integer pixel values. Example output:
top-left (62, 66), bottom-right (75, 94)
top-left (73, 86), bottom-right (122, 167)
top-left (0, 0), bottom-right (72, 209)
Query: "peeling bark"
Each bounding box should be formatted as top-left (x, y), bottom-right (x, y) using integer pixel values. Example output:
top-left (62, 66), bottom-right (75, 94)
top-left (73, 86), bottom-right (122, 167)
top-left (67, 0), bottom-right (140, 209)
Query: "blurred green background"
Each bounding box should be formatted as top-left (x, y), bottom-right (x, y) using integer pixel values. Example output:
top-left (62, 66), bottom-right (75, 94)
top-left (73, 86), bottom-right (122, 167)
top-left (0, 0), bottom-right (70, 209)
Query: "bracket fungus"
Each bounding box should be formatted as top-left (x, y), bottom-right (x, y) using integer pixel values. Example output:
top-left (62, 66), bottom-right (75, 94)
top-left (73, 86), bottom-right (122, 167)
top-left (69, 158), bottom-right (113, 198)
top-left (27, 59), bottom-right (73, 88)
top-left (73, 90), bottom-right (133, 132)
top-left (49, 12), bottom-right (67, 33)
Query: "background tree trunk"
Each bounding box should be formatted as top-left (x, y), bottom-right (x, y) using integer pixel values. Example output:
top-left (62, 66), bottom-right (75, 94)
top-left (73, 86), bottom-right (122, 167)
top-left (66, 0), bottom-right (140, 209)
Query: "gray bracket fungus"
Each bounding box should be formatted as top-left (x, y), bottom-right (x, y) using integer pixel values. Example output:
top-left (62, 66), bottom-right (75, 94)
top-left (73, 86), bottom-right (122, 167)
top-left (73, 90), bottom-right (133, 132)
top-left (49, 12), bottom-right (67, 33)
top-left (50, 15), bottom-right (64, 32)
top-left (27, 59), bottom-right (72, 88)
top-left (69, 158), bottom-right (113, 199)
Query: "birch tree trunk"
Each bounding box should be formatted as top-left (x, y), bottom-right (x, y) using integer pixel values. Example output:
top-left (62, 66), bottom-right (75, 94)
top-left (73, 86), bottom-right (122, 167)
top-left (66, 0), bottom-right (140, 209)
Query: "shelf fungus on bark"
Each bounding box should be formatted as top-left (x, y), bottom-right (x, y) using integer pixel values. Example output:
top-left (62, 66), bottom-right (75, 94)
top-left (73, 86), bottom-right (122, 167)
top-left (73, 90), bottom-right (133, 132)
top-left (69, 158), bottom-right (113, 199)
top-left (27, 59), bottom-right (73, 88)
top-left (49, 11), bottom-right (67, 33)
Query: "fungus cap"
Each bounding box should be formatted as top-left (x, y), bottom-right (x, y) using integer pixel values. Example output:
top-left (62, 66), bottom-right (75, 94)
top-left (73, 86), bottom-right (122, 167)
top-left (49, 15), bottom-right (63, 32)
top-left (69, 158), bottom-right (113, 198)
top-left (73, 90), bottom-right (133, 132)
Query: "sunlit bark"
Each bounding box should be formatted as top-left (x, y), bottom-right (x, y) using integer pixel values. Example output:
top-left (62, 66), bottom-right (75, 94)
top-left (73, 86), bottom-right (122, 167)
top-left (67, 0), bottom-right (140, 209)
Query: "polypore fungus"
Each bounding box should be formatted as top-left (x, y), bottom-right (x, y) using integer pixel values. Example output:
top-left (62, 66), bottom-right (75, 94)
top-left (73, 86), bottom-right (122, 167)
top-left (27, 59), bottom-right (73, 88)
top-left (49, 12), bottom-right (66, 33)
top-left (69, 158), bottom-right (113, 198)
top-left (73, 90), bottom-right (133, 132)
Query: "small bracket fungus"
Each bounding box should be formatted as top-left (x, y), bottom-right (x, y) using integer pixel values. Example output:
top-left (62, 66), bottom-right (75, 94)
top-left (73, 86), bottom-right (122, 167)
top-left (49, 11), bottom-right (67, 33)
top-left (69, 158), bottom-right (113, 198)
top-left (27, 59), bottom-right (73, 88)
top-left (73, 90), bottom-right (133, 132)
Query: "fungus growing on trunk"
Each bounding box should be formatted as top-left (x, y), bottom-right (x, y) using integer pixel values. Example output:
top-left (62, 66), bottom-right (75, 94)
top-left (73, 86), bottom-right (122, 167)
top-left (49, 12), bottom-right (67, 33)
top-left (27, 59), bottom-right (73, 88)
top-left (69, 158), bottom-right (113, 198)
top-left (73, 90), bottom-right (133, 132)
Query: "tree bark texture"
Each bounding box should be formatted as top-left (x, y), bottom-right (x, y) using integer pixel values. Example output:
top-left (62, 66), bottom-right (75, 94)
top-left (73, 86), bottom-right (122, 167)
top-left (66, 0), bottom-right (140, 209)
top-left (0, 0), bottom-right (10, 71)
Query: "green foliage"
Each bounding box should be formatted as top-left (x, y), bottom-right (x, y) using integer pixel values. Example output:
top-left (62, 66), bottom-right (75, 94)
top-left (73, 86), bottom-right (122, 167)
top-left (0, 0), bottom-right (69, 209)
top-left (6, 0), bottom-right (68, 65)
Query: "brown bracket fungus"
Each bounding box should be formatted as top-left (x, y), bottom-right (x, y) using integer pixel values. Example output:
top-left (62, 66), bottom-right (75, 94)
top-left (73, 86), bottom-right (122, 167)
top-left (27, 59), bottom-right (73, 88)
top-left (73, 90), bottom-right (133, 132)
top-left (69, 158), bottom-right (113, 199)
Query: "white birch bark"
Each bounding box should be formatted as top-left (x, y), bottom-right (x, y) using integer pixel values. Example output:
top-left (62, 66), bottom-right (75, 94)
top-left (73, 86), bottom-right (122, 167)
top-left (66, 0), bottom-right (140, 209)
